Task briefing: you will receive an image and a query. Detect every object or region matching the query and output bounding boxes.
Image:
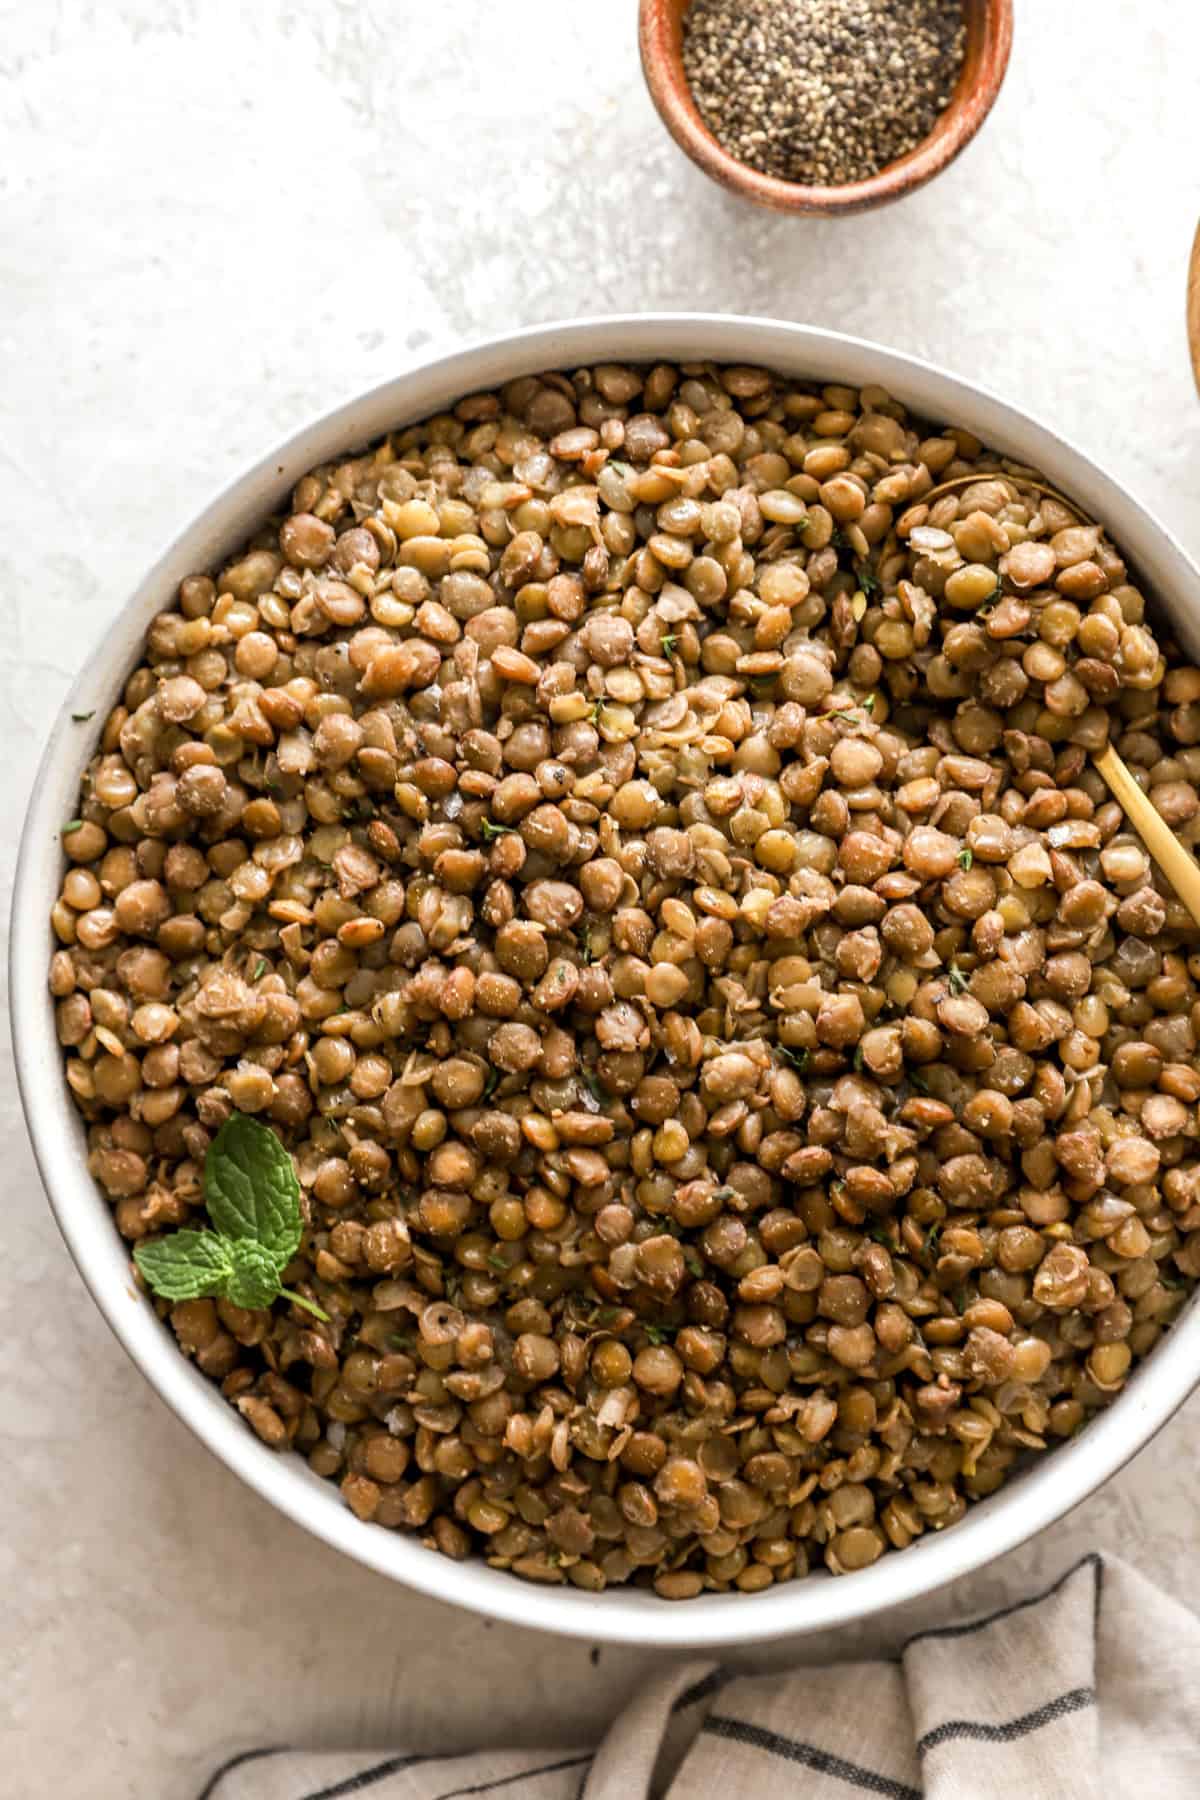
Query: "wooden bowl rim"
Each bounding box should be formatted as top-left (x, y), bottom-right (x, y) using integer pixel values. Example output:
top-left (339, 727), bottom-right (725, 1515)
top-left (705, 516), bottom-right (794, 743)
top-left (638, 0), bottom-right (1015, 216)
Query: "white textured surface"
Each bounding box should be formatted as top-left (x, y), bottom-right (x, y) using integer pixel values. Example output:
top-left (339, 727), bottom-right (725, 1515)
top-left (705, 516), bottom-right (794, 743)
top-left (3, 3), bottom-right (1200, 1795)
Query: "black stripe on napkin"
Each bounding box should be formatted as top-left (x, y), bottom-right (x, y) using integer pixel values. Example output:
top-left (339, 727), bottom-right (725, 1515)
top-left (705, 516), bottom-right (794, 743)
top-left (427, 1753), bottom-right (594, 1800)
top-left (301, 1753), bottom-right (446, 1799)
top-left (905, 1552), bottom-right (1101, 1649)
top-left (916, 1684), bottom-right (1096, 1757)
top-left (197, 1747), bottom-right (291, 1800)
top-left (671, 1669), bottom-right (730, 1713)
top-left (702, 1715), bottom-right (921, 1800)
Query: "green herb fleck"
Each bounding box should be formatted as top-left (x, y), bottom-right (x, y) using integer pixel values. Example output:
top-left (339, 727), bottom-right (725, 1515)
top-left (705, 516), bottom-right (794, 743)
top-left (856, 566), bottom-right (881, 597)
top-left (388, 1332), bottom-right (414, 1352)
top-left (831, 527), bottom-right (849, 551)
top-left (684, 1249), bottom-right (704, 1278)
top-left (482, 1065), bottom-right (501, 1100)
top-left (487, 1252), bottom-right (508, 1272)
top-left (853, 1042), bottom-right (865, 1072)
top-left (830, 692), bottom-right (874, 723)
top-left (953, 1286), bottom-right (971, 1315)
top-left (253, 958), bottom-right (268, 981)
top-left (909, 1070), bottom-right (931, 1095)
top-left (71, 710), bottom-right (96, 723)
top-left (582, 1068), bottom-right (606, 1104)
top-left (868, 1225), bottom-right (894, 1247)
top-left (62, 819), bottom-right (83, 834)
top-left (946, 963), bottom-right (968, 995)
top-left (660, 633), bottom-right (678, 657)
top-left (577, 923), bottom-right (595, 964)
top-left (925, 1222), bottom-right (943, 1262)
top-left (957, 847), bottom-right (974, 869)
top-left (133, 1113), bottom-right (328, 1320)
top-left (481, 819), bottom-right (515, 841)
top-left (779, 1045), bottom-right (810, 1074)
top-left (644, 1324), bottom-right (674, 1346)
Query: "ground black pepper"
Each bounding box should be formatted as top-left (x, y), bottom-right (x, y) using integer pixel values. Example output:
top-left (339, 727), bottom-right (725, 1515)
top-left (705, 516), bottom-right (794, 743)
top-left (682, 0), bottom-right (967, 188)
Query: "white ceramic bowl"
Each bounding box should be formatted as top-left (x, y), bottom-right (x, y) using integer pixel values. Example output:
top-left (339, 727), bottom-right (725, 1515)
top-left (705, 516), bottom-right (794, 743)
top-left (13, 315), bottom-right (1200, 1648)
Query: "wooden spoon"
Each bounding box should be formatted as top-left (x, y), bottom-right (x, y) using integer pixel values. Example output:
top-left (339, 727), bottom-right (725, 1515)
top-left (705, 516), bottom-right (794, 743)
top-left (1092, 744), bottom-right (1200, 929)
top-left (1187, 219), bottom-right (1200, 397)
top-left (910, 472), bottom-right (1200, 929)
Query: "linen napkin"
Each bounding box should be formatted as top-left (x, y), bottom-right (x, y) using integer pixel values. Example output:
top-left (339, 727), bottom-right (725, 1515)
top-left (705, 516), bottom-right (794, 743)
top-left (200, 1552), bottom-right (1200, 1800)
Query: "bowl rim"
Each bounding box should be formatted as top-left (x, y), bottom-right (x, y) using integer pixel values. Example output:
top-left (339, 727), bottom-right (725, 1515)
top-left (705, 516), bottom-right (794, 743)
top-left (13, 310), bottom-right (1200, 1649)
top-left (638, 0), bottom-right (1015, 216)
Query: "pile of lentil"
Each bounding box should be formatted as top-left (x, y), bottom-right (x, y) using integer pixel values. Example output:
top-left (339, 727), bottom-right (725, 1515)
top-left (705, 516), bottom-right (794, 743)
top-left (682, 0), bottom-right (967, 188)
top-left (51, 360), bottom-right (1200, 1600)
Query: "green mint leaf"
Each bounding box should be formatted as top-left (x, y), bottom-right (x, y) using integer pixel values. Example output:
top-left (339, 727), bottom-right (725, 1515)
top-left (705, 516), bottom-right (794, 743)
top-left (204, 1113), bottom-right (302, 1266)
top-left (134, 1230), bottom-right (234, 1301)
top-left (224, 1239), bottom-right (284, 1310)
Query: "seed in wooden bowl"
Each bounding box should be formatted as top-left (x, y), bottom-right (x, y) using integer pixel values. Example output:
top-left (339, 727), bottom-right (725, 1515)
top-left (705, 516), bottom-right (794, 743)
top-left (682, 0), bottom-right (967, 187)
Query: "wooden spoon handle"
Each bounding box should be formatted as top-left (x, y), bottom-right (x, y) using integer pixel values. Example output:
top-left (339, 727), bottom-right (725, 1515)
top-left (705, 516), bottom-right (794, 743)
top-left (1093, 743), bottom-right (1200, 930)
top-left (1188, 219), bottom-right (1200, 398)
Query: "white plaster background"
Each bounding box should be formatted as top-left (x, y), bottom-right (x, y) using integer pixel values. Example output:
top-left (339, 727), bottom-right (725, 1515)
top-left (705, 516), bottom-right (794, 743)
top-left (3, 2), bottom-right (1200, 1793)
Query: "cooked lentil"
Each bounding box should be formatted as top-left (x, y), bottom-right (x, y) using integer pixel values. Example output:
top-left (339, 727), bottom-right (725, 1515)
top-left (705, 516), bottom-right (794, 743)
top-left (682, 0), bottom-right (967, 188)
top-left (53, 360), bottom-right (1200, 1599)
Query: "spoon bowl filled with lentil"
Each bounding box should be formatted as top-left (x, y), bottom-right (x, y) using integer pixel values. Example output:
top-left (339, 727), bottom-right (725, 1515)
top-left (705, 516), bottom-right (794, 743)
top-left (14, 315), bottom-right (1200, 1646)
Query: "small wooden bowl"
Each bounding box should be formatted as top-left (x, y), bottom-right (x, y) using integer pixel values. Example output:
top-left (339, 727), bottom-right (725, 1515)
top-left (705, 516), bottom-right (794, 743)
top-left (1186, 219), bottom-right (1200, 395)
top-left (639, 0), bottom-right (1014, 216)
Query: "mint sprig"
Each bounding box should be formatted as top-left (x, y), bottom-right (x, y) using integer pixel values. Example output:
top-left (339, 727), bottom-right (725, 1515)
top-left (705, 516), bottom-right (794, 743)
top-left (133, 1113), bottom-right (327, 1320)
